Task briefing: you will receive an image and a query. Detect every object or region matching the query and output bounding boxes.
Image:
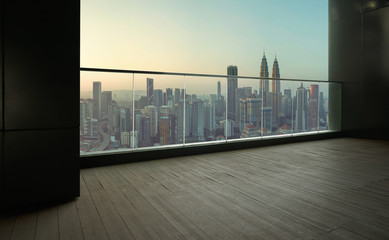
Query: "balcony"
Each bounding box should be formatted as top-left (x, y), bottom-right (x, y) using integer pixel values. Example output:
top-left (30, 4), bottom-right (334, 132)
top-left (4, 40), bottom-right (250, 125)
top-left (80, 68), bottom-right (342, 163)
top-left (1, 137), bottom-right (389, 239)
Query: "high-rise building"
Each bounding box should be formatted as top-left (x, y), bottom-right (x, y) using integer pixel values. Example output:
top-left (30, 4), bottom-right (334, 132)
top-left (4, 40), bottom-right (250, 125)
top-left (120, 107), bottom-right (131, 133)
top-left (108, 101), bottom-right (120, 137)
top-left (159, 105), bottom-right (172, 117)
top-left (121, 132), bottom-right (130, 147)
top-left (159, 114), bottom-right (176, 145)
top-left (159, 116), bottom-right (171, 145)
top-left (308, 84), bottom-right (319, 129)
top-left (101, 91), bottom-right (112, 118)
top-left (153, 89), bottom-right (163, 108)
top-left (217, 81), bottom-right (221, 100)
top-left (166, 88), bottom-right (173, 106)
top-left (239, 97), bottom-right (262, 131)
top-left (191, 100), bottom-right (205, 140)
top-left (147, 78), bottom-right (154, 106)
top-left (93, 81), bottom-right (102, 120)
top-left (205, 103), bottom-right (216, 131)
top-left (259, 53), bottom-right (269, 98)
top-left (134, 110), bottom-right (142, 134)
top-left (141, 116), bottom-right (150, 146)
top-left (84, 117), bottom-right (98, 138)
top-left (271, 57), bottom-right (281, 128)
top-left (145, 105), bottom-right (158, 138)
top-left (174, 88), bottom-right (180, 105)
top-left (295, 84), bottom-right (308, 132)
top-left (319, 92), bottom-right (325, 119)
top-left (262, 107), bottom-right (272, 133)
top-left (181, 89), bottom-right (186, 100)
top-left (227, 65), bottom-right (238, 121)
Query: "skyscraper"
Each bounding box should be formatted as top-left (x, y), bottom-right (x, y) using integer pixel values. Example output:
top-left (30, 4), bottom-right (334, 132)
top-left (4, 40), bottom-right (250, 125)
top-left (166, 88), bottom-right (173, 106)
top-left (217, 81), bottom-right (221, 100)
top-left (295, 84), bottom-right (308, 132)
top-left (227, 65), bottom-right (238, 121)
top-left (93, 81), bottom-right (102, 120)
top-left (308, 84), bottom-right (319, 129)
top-left (159, 116), bottom-right (171, 145)
top-left (206, 103), bottom-right (216, 131)
top-left (147, 78), bottom-right (154, 106)
top-left (153, 89), bottom-right (163, 108)
top-left (101, 91), bottom-right (112, 118)
top-left (145, 105), bottom-right (158, 138)
top-left (119, 107), bottom-right (131, 133)
top-left (174, 88), bottom-right (180, 105)
top-left (271, 56), bottom-right (281, 128)
top-left (191, 99), bottom-right (205, 140)
top-left (259, 53), bottom-right (269, 97)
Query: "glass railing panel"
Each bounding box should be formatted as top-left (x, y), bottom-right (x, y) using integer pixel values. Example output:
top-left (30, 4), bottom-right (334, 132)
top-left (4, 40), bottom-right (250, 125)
top-left (263, 79), bottom-right (293, 137)
top-left (328, 82), bottom-right (342, 132)
top-left (233, 77), bottom-right (263, 140)
top-left (185, 76), bottom-right (227, 144)
top-left (289, 81), bottom-right (316, 134)
top-left (80, 71), bottom-right (133, 154)
top-left (80, 68), bottom-right (342, 157)
top-left (317, 82), bottom-right (329, 132)
top-left (133, 73), bottom-right (185, 148)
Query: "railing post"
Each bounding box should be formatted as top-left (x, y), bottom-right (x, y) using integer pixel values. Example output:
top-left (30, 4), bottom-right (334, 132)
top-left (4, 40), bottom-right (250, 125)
top-left (132, 73), bottom-right (135, 149)
top-left (183, 75), bottom-right (186, 145)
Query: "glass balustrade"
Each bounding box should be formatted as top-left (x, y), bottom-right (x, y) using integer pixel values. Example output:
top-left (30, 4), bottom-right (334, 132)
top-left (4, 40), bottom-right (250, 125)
top-left (80, 69), bottom-right (342, 156)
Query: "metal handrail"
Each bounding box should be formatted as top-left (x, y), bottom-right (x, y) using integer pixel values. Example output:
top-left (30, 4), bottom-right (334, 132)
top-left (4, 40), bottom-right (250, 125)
top-left (80, 67), bottom-right (339, 84)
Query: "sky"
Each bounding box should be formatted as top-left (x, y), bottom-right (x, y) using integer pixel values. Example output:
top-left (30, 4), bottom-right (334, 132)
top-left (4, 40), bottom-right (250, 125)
top-left (81, 0), bottom-right (328, 93)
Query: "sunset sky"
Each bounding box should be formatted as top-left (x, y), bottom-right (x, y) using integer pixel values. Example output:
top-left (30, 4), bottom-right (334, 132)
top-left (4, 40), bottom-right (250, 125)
top-left (80, 0), bottom-right (328, 93)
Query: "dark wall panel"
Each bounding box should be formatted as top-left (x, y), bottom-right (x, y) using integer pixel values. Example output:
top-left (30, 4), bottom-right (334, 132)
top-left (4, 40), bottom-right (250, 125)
top-left (363, 0), bottom-right (389, 11)
top-left (363, 7), bottom-right (389, 112)
top-left (0, 0), bottom-right (3, 131)
top-left (362, 6), bottom-right (389, 136)
top-left (330, 0), bottom-right (362, 21)
top-left (330, 0), bottom-right (389, 140)
top-left (3, 129), bottom-right (79, 208)
top-left (1, 0), bottom-right (80, 209)
top-left (330, 15), bottom-right (363, 132)
top-left (3, 1), bottom-right (79, 130)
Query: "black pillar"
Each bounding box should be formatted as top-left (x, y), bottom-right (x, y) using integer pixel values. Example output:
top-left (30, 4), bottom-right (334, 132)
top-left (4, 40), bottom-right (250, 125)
top-left (329, 0), bottom-right (389, 140)
top-left (0, 0), bottom-right (80, 209)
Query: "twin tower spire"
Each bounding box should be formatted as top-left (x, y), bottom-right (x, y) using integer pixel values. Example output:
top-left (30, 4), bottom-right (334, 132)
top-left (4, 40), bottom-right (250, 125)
top-left (259, 52), bottom-right (280, 94)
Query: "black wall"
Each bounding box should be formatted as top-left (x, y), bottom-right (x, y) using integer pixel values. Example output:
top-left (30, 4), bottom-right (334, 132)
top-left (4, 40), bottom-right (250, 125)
top-left (330, 0), bottom-right (389, 140)
top-left (0, 0), bottom-right (80, 209)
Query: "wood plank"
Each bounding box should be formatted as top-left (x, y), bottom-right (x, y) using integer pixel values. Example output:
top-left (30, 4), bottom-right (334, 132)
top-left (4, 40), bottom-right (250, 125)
top-left (35, 207), bottom-right (59, 240)
top-left (58, 201), bottom-right (84, 240)
top-left (10, 212), bottom-right (37, 240)
top-left (1, 138), bottom-right (389, 240)
top-left (76, 175), bottom-right (109, 240)
top-left (0, 216), bottom-right (16, 240)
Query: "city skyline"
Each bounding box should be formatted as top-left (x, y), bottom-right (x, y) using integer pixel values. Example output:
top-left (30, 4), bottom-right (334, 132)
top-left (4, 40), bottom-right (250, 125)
top-left (81, 0), bottom-right (328, 90)
top-left (81, 60), bottom-right (330, 153)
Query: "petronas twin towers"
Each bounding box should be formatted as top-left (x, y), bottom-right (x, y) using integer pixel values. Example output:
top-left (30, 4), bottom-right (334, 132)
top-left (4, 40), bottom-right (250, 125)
top-left (260, 53), bottom-right (281, 127)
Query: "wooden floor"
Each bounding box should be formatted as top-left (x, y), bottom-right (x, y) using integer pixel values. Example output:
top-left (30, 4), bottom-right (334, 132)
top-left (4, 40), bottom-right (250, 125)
top-left (1, 138), bottom-right (389, 240)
